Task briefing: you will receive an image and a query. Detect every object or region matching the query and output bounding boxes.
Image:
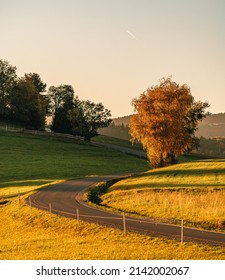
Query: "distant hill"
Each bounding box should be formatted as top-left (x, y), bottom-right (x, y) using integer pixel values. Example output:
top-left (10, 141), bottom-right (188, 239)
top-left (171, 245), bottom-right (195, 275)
top-left (195, 113), bottom-right (225, 138)
top-left (112, 115), bottom-right (131, 126)
top-left (98, 113), bottom-right (225, 158)
top-left (109, 113), bottom-right (225, 139)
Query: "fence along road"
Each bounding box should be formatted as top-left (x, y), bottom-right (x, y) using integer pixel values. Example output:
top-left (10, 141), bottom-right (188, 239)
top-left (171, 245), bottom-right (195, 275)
top-left (0, 125), bottom-right (84, 141)
top-left (28, 175), bottom-right (225, 247)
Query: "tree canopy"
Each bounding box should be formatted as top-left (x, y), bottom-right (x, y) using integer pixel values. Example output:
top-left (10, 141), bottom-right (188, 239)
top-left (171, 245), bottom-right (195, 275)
top-left (47, 85), bottom-right (74, 116)
top-left (10, 76), bottom-right (48, 129)
top-left (0, 58), bottom-right (111, 136)
top-left (79, 100), bottom-right (112, 141)
top-left (0, 59), bottom-right (49, 129)
top-left (25, 73), bottom-right (47, 94)
top-left (49, 85), bottom-right (75, 133)
top-left (48, 85), bottom-right (112, 140)
top-left (0, 59), bottom-right (17, 119)
top-left (129, 77), bottom-right (209, 167)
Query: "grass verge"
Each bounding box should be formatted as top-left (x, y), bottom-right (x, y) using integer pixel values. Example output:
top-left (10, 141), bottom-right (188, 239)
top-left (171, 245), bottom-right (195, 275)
top-left (1, 194), bottom-right (225, 260)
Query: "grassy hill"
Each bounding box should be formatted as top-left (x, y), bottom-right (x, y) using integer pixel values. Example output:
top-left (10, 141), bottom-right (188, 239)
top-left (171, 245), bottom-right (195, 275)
top-left (100, 160), bottom-right (225, 231)
top-left (0, 131), bottom-right (148, 199)
top-left (1, 131), bottom-right (225, 260)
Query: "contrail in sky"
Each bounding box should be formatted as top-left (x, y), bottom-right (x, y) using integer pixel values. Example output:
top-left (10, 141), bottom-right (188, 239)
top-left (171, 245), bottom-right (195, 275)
top-left (126, 30), bottom-right (138, 40)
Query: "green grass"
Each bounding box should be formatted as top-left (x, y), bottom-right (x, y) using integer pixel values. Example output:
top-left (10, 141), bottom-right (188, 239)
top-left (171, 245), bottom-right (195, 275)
top-left (100, 160), bottom-right (225, 230)
top-left (93, 135), bottom-right (143, 150)
top-left (0, 131), bottom-right (148, 198)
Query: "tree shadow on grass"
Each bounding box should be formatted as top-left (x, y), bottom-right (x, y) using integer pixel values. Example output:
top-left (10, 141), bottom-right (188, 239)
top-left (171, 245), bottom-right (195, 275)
top-left (144, 168), bottom-right (225, 177)
top-left (133, 159), bottom-right (225, 177)
top-left (114, 181), bottom-right (225, 190)
top-left (115, 160), bottom-right (225, 190)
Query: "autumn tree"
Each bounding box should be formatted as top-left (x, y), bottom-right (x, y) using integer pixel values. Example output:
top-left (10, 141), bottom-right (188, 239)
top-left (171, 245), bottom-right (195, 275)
top-left (129, 77), bottom-right (209, 167)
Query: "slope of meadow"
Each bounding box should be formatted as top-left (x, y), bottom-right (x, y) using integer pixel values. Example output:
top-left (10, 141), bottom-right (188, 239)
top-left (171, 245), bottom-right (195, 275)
top-left (0, 131), bottom-right (148, 199)
top-left (101, 160), bottom-right (225, 230)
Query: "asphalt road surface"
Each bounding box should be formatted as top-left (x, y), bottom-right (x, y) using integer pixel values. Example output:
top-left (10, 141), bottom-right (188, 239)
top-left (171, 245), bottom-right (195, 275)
top-left (28, 175), bottom-right (225, 247)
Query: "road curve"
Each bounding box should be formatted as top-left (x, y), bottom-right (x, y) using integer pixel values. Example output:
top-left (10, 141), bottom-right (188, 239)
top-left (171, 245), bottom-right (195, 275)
top-left (28, 175), bottom-right (225, 247)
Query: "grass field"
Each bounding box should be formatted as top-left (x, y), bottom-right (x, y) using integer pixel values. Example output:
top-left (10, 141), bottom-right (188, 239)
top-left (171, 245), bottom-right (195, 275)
top-left (93, 135), bottom-right (143, 150)
top-left (1, 194), bottom-right (225, 260)
top-left (100, 160), bottom-right (225, 230)
top-left (1, 131), bottom-right (225, 259)
top-left (0, 131), bottom-right (148, 199)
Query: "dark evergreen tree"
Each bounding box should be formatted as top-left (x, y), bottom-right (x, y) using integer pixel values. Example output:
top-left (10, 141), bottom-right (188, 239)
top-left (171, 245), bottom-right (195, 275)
top-left (50, 85), bottom-right (75, 133)
top-left (25, 73), bottom-right (46, 93)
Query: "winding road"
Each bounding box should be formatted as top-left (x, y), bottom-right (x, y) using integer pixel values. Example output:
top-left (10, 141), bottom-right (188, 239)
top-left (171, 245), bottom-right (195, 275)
top-left (28, 175), bottom-right (225, 247)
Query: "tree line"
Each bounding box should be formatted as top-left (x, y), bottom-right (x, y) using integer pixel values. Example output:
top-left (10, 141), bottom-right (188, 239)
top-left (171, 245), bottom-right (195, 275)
top-left (98, 122), bottom-right (130, 140)
top-left (0, 59), bottom-right (111, 141)
top-left (1, 59), bottom-right (210, 167)
top-left (197, 137), bottom-right (225, 158)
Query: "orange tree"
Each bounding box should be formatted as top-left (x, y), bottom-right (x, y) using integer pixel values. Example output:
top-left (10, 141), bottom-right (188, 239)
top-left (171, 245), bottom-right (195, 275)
top-left (129, 77), bottom-right (209, 167)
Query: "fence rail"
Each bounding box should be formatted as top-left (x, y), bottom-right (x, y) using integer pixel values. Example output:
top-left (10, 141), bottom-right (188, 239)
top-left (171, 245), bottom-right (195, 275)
top-left (28, 197), bottom-right (199, 245)
top-left (0, 125), bottom-right (84, 141)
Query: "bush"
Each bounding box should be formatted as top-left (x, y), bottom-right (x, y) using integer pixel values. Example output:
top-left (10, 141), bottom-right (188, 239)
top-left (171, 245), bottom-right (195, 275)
top-left (87, 179), bottom-right (121, 204)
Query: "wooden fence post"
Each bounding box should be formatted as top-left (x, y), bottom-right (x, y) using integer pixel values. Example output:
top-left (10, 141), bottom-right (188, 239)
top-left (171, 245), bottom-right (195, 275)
top-left (77, 208), bottom-right (79, 223)
top-left (181, 219), bottom-right (184, 244)
top-left (123, 212), bottom-right (126, 234)
top-left (18, 191), bottom-right (21, 206)
top-left (29, 197), bottom-right (32, 212)
top-left (49, 203), bottom-right (52, 218)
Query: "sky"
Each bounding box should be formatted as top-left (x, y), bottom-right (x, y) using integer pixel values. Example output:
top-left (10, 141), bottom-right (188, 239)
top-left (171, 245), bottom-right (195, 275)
top-left (1, 0), bottom-right (225, 118)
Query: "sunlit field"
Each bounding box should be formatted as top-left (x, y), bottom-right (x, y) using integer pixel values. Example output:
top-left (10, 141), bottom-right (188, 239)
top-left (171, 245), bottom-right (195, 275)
top-left (101, 160), bottom-right (225, 230)
top-left (1, 194), bottom-right (225, 260)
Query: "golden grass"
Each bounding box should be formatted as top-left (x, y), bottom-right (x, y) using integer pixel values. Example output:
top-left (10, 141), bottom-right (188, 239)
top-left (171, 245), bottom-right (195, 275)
top-left (1, 190), bottom-right (225, 260)
top-left (100, 160), bottom-right (225, 230)
top-left (101, 188), bottom-right (225, 229)
top-left (0, 180), bottom-right (64, 199)
top-left (111, 160), bottom-right (225, 190)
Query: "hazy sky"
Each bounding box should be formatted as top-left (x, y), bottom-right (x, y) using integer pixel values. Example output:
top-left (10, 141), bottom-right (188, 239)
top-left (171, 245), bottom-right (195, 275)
top-left (1, 0), bottom-right (225, 117)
